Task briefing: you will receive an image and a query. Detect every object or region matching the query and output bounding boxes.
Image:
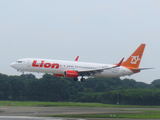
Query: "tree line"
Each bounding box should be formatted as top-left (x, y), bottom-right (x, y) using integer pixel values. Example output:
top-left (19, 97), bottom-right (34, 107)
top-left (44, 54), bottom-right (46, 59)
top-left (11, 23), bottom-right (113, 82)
top-left (0, 73), bottom-right (160, 105)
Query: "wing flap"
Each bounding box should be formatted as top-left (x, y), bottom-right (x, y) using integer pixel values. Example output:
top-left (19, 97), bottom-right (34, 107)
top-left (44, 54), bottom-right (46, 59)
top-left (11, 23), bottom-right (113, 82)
top-left (77, 58), bottom-right (124, 76)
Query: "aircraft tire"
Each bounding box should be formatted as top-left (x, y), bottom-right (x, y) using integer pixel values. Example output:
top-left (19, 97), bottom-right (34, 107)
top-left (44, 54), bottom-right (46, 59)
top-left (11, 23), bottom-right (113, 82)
top-left (81, 78), bottom-right (85, 82)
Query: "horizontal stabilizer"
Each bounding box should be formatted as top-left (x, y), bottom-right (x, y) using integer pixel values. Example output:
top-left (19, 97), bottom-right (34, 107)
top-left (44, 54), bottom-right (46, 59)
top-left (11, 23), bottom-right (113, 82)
top-left (132, 68), bottom-right (154, 71)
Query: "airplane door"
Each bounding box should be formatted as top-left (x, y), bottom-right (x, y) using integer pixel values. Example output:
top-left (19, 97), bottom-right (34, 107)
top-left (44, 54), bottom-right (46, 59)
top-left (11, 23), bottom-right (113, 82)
top-left (27, 59), bottom-right (31, 67)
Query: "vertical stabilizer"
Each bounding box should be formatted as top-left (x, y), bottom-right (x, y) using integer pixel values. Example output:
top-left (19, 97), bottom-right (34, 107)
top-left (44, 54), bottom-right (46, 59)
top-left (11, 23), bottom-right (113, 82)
top-left (122, 44), bottom-right (146, 68)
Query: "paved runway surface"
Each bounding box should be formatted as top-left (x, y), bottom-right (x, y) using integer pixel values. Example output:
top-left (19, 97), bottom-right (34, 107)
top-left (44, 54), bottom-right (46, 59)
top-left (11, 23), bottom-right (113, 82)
top-left (0, 116), bottom-right (78, 120)
top-left (0, 106), bottom-right (160, 120)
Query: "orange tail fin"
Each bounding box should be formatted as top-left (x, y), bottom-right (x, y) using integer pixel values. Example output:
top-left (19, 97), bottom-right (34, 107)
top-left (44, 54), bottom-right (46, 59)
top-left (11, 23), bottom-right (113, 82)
top-left (122, 44), bottom-right (146, 68)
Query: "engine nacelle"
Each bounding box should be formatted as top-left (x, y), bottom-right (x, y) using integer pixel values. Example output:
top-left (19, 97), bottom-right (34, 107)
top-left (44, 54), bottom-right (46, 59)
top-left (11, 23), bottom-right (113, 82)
top-left (64, 70), bottom-right (79, 78)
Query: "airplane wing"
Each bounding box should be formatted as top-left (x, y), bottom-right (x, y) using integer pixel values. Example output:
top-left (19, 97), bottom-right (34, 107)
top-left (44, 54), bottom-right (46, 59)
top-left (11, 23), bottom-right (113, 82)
top-left (75, 58), bottom-right (124, 76)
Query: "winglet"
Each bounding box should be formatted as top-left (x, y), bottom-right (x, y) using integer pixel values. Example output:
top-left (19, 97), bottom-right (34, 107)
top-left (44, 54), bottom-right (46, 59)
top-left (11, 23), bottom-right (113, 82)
top-left (75, 56), bottom-right (79, 61)
top-left (115, 57), bottom-right (124, 67)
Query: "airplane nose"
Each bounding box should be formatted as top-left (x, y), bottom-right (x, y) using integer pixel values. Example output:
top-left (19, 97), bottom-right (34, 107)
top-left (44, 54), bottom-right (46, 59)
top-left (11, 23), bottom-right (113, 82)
top-left (10, 62), bottom-right (16, 68)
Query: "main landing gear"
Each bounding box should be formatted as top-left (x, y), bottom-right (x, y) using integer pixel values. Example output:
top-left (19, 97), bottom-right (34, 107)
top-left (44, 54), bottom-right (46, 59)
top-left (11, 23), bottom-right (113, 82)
top-left (21, 72), bottom-right (25, 77)
top-left (80, 77), bottom-right (85, 82)
top-left (73, 77), bottom-right (85, 82)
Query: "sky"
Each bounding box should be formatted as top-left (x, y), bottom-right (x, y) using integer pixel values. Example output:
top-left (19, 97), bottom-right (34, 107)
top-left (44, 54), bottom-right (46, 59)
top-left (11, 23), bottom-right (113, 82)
top-left (0, 0), bottom-right (159, 84)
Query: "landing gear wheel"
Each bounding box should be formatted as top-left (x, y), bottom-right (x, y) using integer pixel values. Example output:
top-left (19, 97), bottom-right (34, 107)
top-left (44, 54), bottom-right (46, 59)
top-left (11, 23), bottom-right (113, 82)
top-left (80, 78), bottom-right (85, 82)
top-left (21, 72), bottom-right (25, 77)
top-left (73, 78), bottom-right (78, 81)
top-left (21, 74), bottom-right (24, 77)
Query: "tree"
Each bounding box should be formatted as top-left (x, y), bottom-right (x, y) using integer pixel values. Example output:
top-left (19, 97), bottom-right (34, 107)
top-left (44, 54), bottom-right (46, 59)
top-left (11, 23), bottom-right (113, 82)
top-left (95, 83), bottom-right (106, 92)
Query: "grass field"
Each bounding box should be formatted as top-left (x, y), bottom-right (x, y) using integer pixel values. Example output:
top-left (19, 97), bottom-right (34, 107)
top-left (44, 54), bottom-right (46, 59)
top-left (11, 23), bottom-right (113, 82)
top-left (0, 101), bottom-right (160, 108)
top-left (1, 101), bottom-right (160, 119)
top-left (48, 111), bottom-right (160, 119)
top-left (47, 110), bottom-right (160, 119)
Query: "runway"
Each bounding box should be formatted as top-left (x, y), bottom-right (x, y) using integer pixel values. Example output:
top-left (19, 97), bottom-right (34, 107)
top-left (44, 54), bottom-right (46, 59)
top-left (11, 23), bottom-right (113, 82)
top-left (0, 106), bottom-right (160, 120)
top-left (0, 116), bottom-right (77, 120)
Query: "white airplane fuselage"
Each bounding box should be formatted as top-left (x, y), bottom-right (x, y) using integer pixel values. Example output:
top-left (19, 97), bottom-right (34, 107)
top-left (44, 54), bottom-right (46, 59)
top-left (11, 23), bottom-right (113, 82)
top-left (10, 58), bottom-right (133, 78)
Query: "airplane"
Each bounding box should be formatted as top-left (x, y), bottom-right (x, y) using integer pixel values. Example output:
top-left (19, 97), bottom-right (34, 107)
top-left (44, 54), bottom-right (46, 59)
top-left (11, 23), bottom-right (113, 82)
top-left (10, 44), bottom-right (152, 82)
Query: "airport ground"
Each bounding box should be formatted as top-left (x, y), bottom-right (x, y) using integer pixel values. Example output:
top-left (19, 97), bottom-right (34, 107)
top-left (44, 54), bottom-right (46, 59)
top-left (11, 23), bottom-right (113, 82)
top-left (0, 106), bottom-right (160, 120)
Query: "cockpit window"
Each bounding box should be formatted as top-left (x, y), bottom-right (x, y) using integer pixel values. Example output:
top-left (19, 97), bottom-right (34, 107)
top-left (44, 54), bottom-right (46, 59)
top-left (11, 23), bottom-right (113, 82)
top-left (16, 61), bottom-right (23, 63)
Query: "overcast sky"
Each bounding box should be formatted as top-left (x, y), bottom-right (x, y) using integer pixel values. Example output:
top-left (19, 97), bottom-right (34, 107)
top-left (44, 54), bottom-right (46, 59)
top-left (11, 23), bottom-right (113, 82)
top-left (0, 0), bottom-right (159, 83)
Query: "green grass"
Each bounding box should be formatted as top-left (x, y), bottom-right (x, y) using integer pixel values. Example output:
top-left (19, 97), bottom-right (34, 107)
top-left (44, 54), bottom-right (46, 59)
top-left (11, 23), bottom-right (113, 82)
top-left (0, 101), bottom-right (115, 107)
top-left (1, 101), bottom-right (160, 108)
top-left (47, 110), bottom-right (160, 119)
top-left (1, 101), bottom-right (160, 118)
top-left (0, 101), bottom-right (126, 107)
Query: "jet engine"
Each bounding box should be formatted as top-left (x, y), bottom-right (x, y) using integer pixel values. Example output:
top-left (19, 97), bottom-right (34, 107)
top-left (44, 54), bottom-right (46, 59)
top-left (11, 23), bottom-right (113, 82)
top-left (64, 70), bottom-right (79, 78)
